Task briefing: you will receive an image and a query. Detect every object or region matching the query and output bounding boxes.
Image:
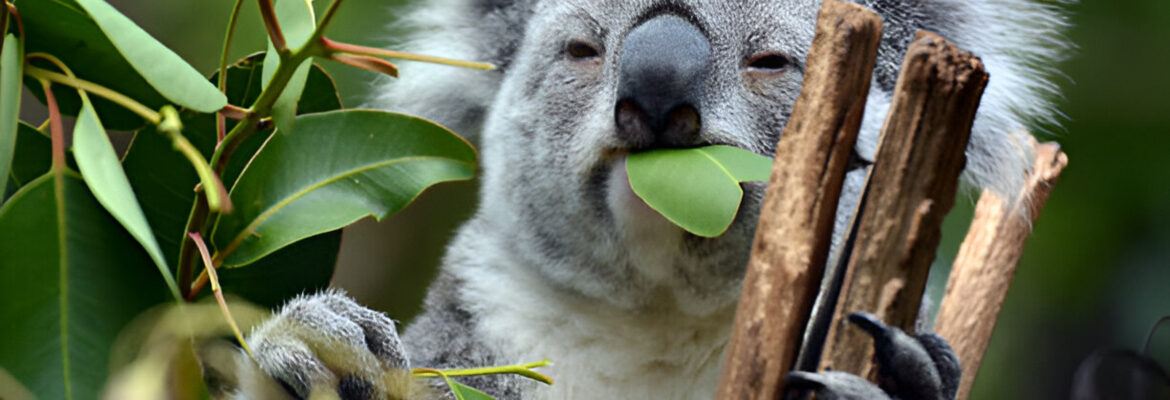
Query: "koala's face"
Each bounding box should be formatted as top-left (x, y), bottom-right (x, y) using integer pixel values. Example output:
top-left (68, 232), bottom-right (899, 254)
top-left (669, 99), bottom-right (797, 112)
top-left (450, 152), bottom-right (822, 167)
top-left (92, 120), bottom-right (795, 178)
top-left (477, 0), bottom-right (826, 314)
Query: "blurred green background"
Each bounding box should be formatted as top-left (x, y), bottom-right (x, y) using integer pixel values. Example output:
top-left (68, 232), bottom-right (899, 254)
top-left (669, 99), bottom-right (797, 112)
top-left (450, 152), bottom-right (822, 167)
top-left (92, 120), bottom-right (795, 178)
top-left (59, 0), bottom-right (1170, 398)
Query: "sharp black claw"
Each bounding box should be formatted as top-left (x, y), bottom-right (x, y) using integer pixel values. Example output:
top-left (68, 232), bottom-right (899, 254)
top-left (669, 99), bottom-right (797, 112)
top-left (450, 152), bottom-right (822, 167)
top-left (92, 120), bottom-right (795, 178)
top-left (786, 371), bottom-right (827, 390)
top-left (847, 312), bottom-right (889, 340)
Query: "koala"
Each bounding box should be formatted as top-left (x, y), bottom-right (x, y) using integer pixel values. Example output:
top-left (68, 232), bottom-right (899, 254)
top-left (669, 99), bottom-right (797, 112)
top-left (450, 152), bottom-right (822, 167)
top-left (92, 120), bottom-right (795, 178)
top-left (200, 0), bottom-right (1071, 399)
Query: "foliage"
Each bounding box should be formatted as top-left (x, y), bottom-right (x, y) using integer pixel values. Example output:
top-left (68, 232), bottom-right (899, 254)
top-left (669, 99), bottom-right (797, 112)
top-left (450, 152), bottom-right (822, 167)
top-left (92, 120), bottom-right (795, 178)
top-left (627, 145), bottom-right (772, 237)
top-left (0, 0), bottom-right (520, 397)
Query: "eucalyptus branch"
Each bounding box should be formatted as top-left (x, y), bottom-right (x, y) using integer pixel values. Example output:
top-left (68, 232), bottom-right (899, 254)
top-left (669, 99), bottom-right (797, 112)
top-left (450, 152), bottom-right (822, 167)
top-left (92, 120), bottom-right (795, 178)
top-left (177, 32), bottom-right (324, 299)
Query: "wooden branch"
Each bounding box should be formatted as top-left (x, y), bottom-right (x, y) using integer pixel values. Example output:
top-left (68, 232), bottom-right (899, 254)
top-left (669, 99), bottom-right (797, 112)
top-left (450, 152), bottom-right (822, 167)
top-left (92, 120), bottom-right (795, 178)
top-left (817, 31), bottom-right (988, 378)
top-left (715, 2), bottom-right (882, 399)
top-left (935, 140), bottom-right (1068, 400)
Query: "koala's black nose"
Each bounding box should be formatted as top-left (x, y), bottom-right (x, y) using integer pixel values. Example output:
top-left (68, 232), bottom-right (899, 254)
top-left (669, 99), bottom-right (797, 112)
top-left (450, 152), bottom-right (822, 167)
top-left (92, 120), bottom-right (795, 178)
top-left (615, 15), bottom-right (710, 149)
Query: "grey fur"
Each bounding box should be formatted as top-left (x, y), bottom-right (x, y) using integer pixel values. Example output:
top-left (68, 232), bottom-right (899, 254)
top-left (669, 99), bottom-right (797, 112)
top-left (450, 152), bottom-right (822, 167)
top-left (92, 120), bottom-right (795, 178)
top-left (220, 1), bottom-right (1072, 398)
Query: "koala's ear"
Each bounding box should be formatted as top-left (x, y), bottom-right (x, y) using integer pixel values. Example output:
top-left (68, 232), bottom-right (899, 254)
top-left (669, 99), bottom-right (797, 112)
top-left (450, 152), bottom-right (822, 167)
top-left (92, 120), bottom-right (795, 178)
top-left (369, 0), bottom-right (538, 139)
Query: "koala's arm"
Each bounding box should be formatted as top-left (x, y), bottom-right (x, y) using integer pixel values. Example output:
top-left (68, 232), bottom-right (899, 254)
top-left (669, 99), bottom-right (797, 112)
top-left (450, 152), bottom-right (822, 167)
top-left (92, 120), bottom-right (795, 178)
top-left (787, 313), bottom-right (961, 400)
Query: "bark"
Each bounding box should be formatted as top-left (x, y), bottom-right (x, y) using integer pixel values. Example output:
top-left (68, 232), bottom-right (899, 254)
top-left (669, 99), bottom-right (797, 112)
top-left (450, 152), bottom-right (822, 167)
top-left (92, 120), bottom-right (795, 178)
top-left (935, 140), bottom-right (1068, 400)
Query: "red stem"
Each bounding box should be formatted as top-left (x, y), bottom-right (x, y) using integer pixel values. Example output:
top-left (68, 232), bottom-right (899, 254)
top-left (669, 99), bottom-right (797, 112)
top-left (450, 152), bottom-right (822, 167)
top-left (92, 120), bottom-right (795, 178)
top-left (256, 0), bottom-right (286, 52)
top-left (40, 80), bottom-right (64, 171)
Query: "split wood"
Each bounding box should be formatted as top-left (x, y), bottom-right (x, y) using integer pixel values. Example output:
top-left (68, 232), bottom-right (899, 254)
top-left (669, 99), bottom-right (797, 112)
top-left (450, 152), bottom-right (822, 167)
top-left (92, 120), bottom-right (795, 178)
top-left (715, 1), bottom-right (881, 399)
top-left (935, 140), bottom-right (1068, 400)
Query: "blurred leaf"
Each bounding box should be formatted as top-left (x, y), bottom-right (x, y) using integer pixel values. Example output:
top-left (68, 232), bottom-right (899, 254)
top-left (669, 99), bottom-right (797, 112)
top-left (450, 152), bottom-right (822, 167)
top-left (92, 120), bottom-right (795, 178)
top-left (0, 172), bottom-right (169, 400)
top-left (72, 92), bottom-right (180, 299)
top-left (216, 230), bottom-right (341, 309)
top-left (0, 34), bottom-right (21, 199)
top-left (212, 110), bottom-right (477, 267)
top-left (5, 123), bottom-right (52, 201)
top-left (74, 0), bottom-right (226, 112)
top-left (18, 0), bottom-right (163, 129)
top-left (121, 56), bottom-right (339, 271)
top-left (262, 0), bottom-right (315, 135)
top-left (626, 145), bottom-right (771, 237)
top-left (451, 382), bottom-right (495, 400)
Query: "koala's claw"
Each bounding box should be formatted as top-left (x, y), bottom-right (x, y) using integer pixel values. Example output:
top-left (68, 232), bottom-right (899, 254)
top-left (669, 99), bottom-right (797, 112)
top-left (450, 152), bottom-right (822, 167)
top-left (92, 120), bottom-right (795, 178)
top-left (785, 313), bottom-right (961, 400)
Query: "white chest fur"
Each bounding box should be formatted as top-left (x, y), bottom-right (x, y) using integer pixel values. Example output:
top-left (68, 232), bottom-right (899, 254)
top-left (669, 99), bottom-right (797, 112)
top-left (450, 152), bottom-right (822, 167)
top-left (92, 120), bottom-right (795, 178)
top-left (460, 260), bottom-right (735, 400)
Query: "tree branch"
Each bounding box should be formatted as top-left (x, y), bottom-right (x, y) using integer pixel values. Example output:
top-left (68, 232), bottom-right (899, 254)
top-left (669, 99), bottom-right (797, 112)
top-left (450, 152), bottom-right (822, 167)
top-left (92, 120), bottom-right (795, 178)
top-left (715, 2), bottom-right (882, 398)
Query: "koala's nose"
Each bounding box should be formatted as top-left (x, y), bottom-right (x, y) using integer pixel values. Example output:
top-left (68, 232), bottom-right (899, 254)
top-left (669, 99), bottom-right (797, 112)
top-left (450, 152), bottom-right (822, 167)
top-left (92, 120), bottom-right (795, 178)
top-left (615, 15), bottom-right (711, 149)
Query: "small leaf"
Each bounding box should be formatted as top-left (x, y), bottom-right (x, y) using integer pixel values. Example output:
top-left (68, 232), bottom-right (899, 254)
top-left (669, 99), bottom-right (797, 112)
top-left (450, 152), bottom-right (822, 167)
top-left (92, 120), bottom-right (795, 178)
top-left (0, 34), bottom-right (21, 199)
top-left (74, 0), bottom-right (226, 112)
top-left (262, 0), bottom-right (315, 135)
top-left (0, 172), bottom-right (169, 400)
top-left (451, 382), bottom-right (495, 400)
top-left (72, 92), bottom-right (181, 299)
top-left (626, 145), bottom-right (772, 237)
top-left (211, 110), bottom-right (477, 267)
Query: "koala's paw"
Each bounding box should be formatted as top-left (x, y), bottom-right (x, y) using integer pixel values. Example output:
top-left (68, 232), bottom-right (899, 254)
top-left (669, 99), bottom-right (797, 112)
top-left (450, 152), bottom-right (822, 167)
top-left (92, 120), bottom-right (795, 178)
top-left (786, 313), bottom-right (961, 400)
top-left (201, 290), bottom-right (420, 400)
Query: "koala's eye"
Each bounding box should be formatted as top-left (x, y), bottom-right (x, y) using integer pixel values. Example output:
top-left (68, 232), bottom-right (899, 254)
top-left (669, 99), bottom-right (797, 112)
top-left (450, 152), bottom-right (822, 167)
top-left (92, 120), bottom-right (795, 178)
top-left (747, 53), bottom-right (791, 72)
top-left (566, 40), bottom-right (601, 60)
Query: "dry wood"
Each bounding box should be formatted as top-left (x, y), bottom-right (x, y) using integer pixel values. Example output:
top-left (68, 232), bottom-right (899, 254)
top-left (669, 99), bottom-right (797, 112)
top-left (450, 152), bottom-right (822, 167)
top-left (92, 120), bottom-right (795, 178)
top-left (817, 31), bottom-right (988, 378)
top-left (935, 140), bottom-right (1068, 400)
top-left (715, 2), bottom-right (882, 399)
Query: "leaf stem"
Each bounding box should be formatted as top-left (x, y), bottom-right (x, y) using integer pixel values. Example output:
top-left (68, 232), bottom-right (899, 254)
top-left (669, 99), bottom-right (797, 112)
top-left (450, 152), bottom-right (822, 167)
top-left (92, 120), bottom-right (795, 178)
top-left (38, 79), bottom-right (64, 171)
top-left (316, 0), bottom-right (344, 35)
top-left (320, 37), bottom-right (495, 70)
top-left (216, 0), bottom-right (246, 142)
top-left (187, 232), bottom-right (253, 357)
top-left (256, 0), bottom-right (286, 53)
top-left (412, 360), bottom-right (554, 385)
top-left (5, 1), bottom-right (23, 40)
top-left (158, 106), bottom-right (232, 214)
top-left (25, 65), bottom-right (161, 124)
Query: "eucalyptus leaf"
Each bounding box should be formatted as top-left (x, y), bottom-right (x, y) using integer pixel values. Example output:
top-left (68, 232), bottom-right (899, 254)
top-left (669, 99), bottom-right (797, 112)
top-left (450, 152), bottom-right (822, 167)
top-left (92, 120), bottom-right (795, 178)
top-left (19, 0), bottom-right (162, 129)
top-left (626, 145), bottom-right (772, 237)
top-left (262, 0), bottom-right (316, 135)
top-left (0, 172), bottom-right (169, 400)
top-left (72, 92), bottom-right (180, 299)
top-left (0, 34), bottom-right (21, 199)
top-left (74, 0), bottom-right (227, 112)
top-left (211, 109), bottom-right (477, 267)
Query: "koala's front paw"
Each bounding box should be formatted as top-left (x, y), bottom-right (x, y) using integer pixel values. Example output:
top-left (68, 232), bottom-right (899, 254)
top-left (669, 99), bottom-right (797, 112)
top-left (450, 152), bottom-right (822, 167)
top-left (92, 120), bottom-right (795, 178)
top-left (786, 313), bottom-right (961, 400)
top-left (203, 290), bottom-right (417, 400)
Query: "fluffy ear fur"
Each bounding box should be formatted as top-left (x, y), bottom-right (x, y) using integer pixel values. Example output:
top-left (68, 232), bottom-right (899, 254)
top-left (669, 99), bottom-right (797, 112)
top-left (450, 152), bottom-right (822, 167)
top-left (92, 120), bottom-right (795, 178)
top-left (367, 0), bottom-right (538, 139)
top-left (372, 0), bottom-right (1072, 197)
top-left (858, 0), bottom-right (1073, 196)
